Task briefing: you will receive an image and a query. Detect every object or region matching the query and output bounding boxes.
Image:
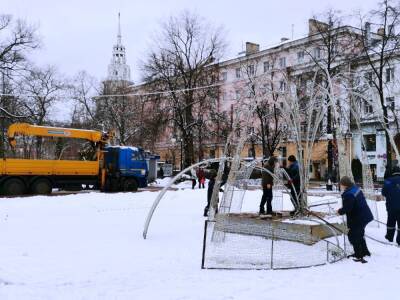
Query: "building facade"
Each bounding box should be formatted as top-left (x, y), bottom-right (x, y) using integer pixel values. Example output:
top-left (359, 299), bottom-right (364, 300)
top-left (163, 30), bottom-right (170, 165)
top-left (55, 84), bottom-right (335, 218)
top-left (133, 19), bottom-right (400, 181)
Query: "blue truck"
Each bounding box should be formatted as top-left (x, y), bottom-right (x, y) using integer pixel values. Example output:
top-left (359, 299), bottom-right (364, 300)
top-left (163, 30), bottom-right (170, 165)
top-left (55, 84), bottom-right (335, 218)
top-left (104, 146), bottom-right (149, 192)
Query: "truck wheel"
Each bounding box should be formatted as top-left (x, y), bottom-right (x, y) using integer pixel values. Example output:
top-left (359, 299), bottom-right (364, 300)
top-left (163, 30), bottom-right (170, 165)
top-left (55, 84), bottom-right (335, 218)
top-left (3, 178), bottom-right (26, 196)
top-left (31, 178), bottom-right (52, 195)
top-left (123, 178), bottom-right (138, 192)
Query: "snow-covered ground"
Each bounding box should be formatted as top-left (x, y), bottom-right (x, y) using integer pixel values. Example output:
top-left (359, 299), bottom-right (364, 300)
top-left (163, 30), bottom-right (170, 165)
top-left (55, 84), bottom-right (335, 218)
top-left (0, 183), bottom-right (399, 300)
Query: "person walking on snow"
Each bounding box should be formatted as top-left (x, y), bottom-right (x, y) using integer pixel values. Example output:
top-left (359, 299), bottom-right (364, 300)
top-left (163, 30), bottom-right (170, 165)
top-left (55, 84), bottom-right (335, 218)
top-left (197, 168), bottom-right (206, 189)
top-left (286, 155), bottom-right (301, 212)
top-left (259, 156), bottom-right (277, 215)
top-left (190, 168), bottom-right (197, 189)
top-left (382, 165), bottom-right (400, 246)
top-left (337, 176), bottom-right (373, 263)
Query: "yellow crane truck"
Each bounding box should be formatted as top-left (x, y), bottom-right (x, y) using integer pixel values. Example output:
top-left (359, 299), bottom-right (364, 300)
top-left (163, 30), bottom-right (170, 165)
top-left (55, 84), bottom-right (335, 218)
top-left (0, 123), bottom-right (150, 196)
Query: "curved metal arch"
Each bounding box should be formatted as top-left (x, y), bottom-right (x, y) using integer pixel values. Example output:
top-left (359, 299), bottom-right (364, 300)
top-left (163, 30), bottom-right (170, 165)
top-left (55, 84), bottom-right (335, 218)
top-left (143, 158), bottom-right (230, 239)
top-left (143, 157), bottom-right (299, 239)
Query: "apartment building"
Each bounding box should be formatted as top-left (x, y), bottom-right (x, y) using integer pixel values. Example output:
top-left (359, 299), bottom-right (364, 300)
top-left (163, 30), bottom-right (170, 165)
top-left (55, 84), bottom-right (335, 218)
top-left (134, 19), bottom-right (400, 181)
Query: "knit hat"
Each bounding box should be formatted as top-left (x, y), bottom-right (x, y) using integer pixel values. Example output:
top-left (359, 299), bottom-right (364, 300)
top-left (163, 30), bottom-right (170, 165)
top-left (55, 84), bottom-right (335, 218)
top-left (339, 176), bottom-right (354, 188)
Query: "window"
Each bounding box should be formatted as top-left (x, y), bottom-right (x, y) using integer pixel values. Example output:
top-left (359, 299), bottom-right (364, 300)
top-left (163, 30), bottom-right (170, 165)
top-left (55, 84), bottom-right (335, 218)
top-left (221, 72), bottom-right (227, 81)
top-left (209, 149), bottom-right (216, 158)
top-left (364, 101), bottom-right (374, 114)
top-left (386, 68), bottom-right (394, 82)
top-left (235, 90), bottom-right (241, 100)
top-left (236, 127), bottom-right (241, 137)
top-left (248, 64), bottom-right (255, 76)
top-left (364, 101), bottom-right (373, 114)
top-left (365, 71), bottom-right (374, 86)
top-left (332, 44), bottom-right (338, 56)
top-left (301, 122), bottom-right (307, 133)
top-left (364, 134), bottom-right (376, 152)
top-left (235, 68), bottom-right (241, 79)
top-left (248, 148), bottom-right (255, 158)
top-left (297, 51), bottom-right (304, 63)
top-left (279, 57), bottom-right (286, 68)
top-left (221, 91), bottom-right (227, 101)
top-left (387, 97), bottom-right (395, 111)
top-left (279, 80), bottom-right (286, 92)
top-left (280, 146), bottom-right (287, 158)
top-left (263, 61), bottom-right (270, 73)
top-left (261, 84), bottom-right (268, 95)
top-left (314, 47), bottom-right (321, 59)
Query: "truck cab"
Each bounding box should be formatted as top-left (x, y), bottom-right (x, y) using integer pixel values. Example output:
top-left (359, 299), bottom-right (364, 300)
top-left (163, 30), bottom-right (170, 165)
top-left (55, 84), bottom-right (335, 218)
top-left (104, 146), bottom-right (148, 191)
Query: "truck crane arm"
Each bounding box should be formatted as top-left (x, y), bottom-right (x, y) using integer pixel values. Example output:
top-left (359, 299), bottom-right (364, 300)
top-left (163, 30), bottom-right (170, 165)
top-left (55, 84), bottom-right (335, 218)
top-left (7, 123), bottom-right (111, 148)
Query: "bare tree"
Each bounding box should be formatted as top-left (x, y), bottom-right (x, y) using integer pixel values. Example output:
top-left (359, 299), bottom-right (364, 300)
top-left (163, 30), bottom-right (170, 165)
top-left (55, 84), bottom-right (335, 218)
top-left (306, 10), bottom-right (360, 182)
top-left (141, 11), bottom-right (226, 168)
top-left (96, 80), bottom-right (141, 145)
top-left (232, 53), bottom-right (288, 159)
top-left (357, 0), bottom-right (400, 169)
top-left (0, 14), bottom-right (39, 155)
top-left (281, 71), bottom-right (328, 213)
top-left (70, 71), bottom-right (98, 128)
top-left (16, 65), bottom-right (67, 158)
top-left (0, 14), bottom-right (39, 74)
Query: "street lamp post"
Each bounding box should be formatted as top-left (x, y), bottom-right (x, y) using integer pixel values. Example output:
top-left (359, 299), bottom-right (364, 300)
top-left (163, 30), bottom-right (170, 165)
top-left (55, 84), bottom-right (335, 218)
top-left (171, 136), bottom-right (183, 171)
top-left (180, 138), bottom-right (183, 171)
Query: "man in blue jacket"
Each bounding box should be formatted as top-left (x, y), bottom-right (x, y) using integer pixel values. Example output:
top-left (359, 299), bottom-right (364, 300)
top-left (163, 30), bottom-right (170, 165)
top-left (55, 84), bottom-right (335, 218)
top-left (337, 176), bottom-right (373, 263)
top-left (382, 166), bottom-right (400, 245)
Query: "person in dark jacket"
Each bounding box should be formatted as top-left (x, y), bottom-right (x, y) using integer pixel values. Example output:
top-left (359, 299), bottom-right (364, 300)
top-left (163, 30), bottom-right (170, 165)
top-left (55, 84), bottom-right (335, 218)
top-left (259, 157), bottom-right (278, 215)
top-left (384, 159), bottom-right (399, 179)
top-left (204, 169), bottom-right (223, 217)
top-left (337, 176), bottom-right (373, 263)
top-left (382, 166), bottom-right (400, 245)
top-left (286, 155), bottom-right (301, 211)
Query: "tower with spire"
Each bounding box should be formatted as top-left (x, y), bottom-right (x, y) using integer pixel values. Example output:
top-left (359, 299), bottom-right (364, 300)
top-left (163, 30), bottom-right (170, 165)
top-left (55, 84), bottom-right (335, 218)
top-left (107, 13), bottom-right (131, 82)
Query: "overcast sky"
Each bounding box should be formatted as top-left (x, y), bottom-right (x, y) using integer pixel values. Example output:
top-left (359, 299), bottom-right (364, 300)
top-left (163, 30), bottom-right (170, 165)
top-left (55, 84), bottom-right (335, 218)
top-left (4, 0), bottom-right (380, 84)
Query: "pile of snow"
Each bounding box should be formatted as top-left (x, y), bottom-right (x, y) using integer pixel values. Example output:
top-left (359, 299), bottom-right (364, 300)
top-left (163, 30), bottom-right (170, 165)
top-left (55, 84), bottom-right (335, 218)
top-left (0, 188), bottom-right (399, 299)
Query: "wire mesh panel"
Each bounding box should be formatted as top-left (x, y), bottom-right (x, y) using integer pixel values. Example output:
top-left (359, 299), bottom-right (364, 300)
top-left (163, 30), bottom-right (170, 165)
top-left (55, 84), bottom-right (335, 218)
top-left (203, 221), bottom-right (273, 269)
top-left (203, 219), bottom-right (347, 270)
top-left (271, 240), bottom-right (327, 269)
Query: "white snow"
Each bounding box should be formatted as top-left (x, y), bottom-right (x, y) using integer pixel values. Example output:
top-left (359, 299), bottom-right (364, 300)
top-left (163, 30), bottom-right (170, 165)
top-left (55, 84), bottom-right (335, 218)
top-left (0, 185), bottom-right (399, 299)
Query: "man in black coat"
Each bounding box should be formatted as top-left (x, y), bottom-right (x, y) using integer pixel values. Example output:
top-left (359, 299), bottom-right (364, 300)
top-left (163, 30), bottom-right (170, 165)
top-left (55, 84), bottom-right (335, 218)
top-left (382, 166), bottom-right (400, 245)
top-left (338, 176), bottom-right (374, 263)
top-left (260, 157), bottom-right (277, 215)
top-left (286, 155), bottom-right (301, 212)
top-left (204, 169), bottom-right (226, 217)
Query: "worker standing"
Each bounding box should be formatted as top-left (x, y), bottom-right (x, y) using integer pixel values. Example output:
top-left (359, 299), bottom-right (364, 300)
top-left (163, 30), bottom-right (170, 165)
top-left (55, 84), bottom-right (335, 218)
top-left (259, 157), bottom-right (277, 215)
top-left (190, 168), bottom-right (197, 189)
top-left (286, 155), bottom-right (301, 212)
top-left (337, 176), bottom-right (373, 263)
top-left (382, 166), bottom-right (400, 246)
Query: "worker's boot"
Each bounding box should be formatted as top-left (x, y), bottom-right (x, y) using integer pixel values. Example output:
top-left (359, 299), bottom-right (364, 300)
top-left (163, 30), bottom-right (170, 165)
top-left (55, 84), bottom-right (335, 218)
top-left (259, 207), bottom-right (265, 215)
top-left (203, 207), bottom-right (209, 217)
top-left (361, 239), bottom-right (371, 257)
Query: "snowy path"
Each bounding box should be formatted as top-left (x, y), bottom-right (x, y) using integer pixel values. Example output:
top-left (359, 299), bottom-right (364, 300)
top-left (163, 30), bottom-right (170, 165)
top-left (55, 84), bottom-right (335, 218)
top-left (0, 186), bottom-right (398, 300)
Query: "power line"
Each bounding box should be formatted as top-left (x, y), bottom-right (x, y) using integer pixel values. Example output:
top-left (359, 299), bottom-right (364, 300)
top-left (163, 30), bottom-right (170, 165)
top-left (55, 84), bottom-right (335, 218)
top-left (0, 82), bottom-right (223, 99)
